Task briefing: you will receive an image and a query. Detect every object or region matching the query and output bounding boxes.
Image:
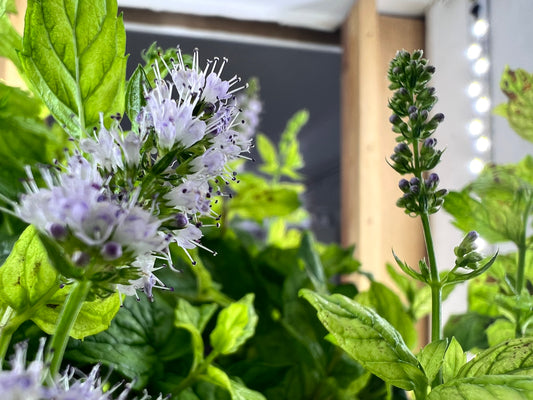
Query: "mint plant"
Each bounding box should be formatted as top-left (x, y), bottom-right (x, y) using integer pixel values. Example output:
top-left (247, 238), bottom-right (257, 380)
top-left (444, 67), bottom-right (533, 348)
top-left (300, 50), bottom-right (533, 399)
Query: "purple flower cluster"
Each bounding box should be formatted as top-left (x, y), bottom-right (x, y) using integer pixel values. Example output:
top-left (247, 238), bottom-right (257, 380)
top-left (10, 47), bottom-right (259, 301)
top-left (0, 340), bottom-right (164, 400)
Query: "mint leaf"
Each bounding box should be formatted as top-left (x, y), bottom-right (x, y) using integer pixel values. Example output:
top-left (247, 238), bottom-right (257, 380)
top-left (443, 337), bottom-right (466, 383)
top-left (418, 339), bottom-right (448, 384)
top-left (427, 375), bottom-right (533, 399)
top-left (0, 225), bottom-right (59, 310)
top-left (0, 225), bottom-right (119, 339)
top-left (20, 0), bottom-right (127, 136)
top-left (457, 337), bottom-right (533, 378)
top-left (210, 293), bottom-right (258, 355)
top-left (496, 66), bottom-right (533, 143)
top-left (0, 0), bottom-right (22, 71)
top-left (300, 289), bottom-right (427, 394)
top-left (356, 281), bottom-right (418, 349)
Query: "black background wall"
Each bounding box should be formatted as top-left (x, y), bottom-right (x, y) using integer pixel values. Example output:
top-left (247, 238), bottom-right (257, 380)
top-left (126, 29), bottom-right (341, 243)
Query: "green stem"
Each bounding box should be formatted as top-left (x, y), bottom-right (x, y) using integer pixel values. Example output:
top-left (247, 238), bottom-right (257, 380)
top-left (421, 212), bottom-right (441, 342)
top-left (172, 350), bottom-right (219, 394)
top-left (46, 280), bottom-right (92, 378)
top-left (515, 243), bottom-right (527, 337)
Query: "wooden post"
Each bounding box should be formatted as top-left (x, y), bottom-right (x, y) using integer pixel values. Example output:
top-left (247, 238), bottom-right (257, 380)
top-left (341, 0), bottom-right (428, 345)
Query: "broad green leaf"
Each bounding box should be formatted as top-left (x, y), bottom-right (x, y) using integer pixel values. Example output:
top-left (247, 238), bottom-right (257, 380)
top-left (486, 319), bottom-right (515, 347)
top-left (298, 231), bottom-right (327, 294)
top-left (443, 312), bottom-right (492, 351)
top-left (496, 66), bottom-right (533, 143)
top-left (457, 337), bottom-right (533, 378)
top-left (125, 64), bottom-right (150, 123)
top-left (0, 225), bottom-right (59, 310)
top-left (32, 288), bottom-right (120, 339)
top-left (443, 337), bottom-right (466, 383)
top-left (228, 176), bottom-right (301, 222)
top-left (444, 156), bottom-right (533, 246)
top-left (0, 83), bottom-right (65, 199)
top-left (210, 293), bottom-right (258, 355)
top-left (356, 281), bottom-right (418, 349)
top-left (0, 225), bottom-right (120, 339)
top-left (427, 375), bottom-right (533, 399)
top-left (20, 0), bottom-right (127, 136)
top-left (66, 295), bottom-right (190, 389)
top-left (417, 339), bottom-right (448, 384)
top-left (299, 289), bottom-right (428, 393)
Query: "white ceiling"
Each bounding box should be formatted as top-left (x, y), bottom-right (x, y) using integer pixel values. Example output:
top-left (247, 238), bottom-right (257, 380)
top-left (118, 0), bottom-right (433, 32)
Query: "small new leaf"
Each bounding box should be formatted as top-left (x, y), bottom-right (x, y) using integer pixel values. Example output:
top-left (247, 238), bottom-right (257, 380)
top-left (443, 337), bottom-right (466, 383)
top-left (210, 294), bottom-right (258, 355)
top-left (417, 339), bottom-right (448, 384)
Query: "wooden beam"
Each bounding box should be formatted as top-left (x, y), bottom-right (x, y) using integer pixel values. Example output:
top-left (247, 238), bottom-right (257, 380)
top-left (341, 1), bottom-right (426, 287)
top-left (119, 7), bottom-right (340, 47)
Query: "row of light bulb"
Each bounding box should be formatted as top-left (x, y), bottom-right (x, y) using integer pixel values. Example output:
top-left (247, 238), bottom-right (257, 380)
top-left (466, 4), bottom-right (491, 175)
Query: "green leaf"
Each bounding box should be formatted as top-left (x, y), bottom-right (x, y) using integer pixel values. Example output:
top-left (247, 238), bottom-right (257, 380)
top-left (444, 156), bottom-right (533, 246)
top-left (427, 375), bottom-right (533, 399)
top-left (32, 287), bottom-right (120, 339)
top-left (125, 64), bottom-right (150, 123)
top-left (356, 281), bottom-right (418, 349)
top-left (256, 134), bottom-right (279, 176)
top-left (278, 109), bottom-right (307, 179)
top-left (210, 294), bottom-right (258, 355)
top-left (417, 339), bottom-right (448, 384)
top-left (457, 337), bottom-right (533, 378)
top-left (443, 337), bottom-right (466, 383)
top-left (66, 295), bottom-right (190, 389)
top-left (486, 319), bottom-right (515, 347)
top-left (0, 225), bottom-right (120, 339)
top-left (0, 225), bottom-right (59, 310)
top-left (229, 378), bottom-right (267, 400)
top-left (229, 174), bottom-right (302, 221)
top-left (0, 1), bottom-right (22, 71)
top-left (20, 0), bottom-right (127, 136)
top-left (299, 289), bottom-right (427, 394)
top-left (443, 312), bottom-right (492, 351)
top-left (0, 83), bottom-right (65, 199)
top-left (298, 231), bottom-right (328, 294)
top-left (175, 298), bottom-right (217, 371)
top-left (496, 66), bottom-right (533, 143)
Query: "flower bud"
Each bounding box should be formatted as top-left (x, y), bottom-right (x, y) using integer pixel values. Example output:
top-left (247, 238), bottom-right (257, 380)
top-left (389, 114), bottom-right (401, 125)
top-left (101, 242), bottom-right (123, 261)
top-left (398, 179), bottom-right (410, 192)
top-left (72, 251), bottom-right (90, 267)
top-left (425, 173), bottom-right (440, 189)
top-left (423, 138), bottom-right (437, 149)
top-left (175, 213), bottom-right (189, 229)
top-left (408, 106), bottom-right (418, 114)
top-left (50, 223), bottom-right (68, 241)
top-left (410, 177), bottom-right (420, 186)
top-left (433, 113), bottom-right (445, 123)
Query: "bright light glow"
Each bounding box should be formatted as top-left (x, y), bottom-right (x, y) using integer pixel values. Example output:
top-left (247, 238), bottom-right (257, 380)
top-left (472, 19), bottom-right (489, 37)
top-left (469, 119), bottom-right (484, 136)
top-left (474, 57), bottom-right (490, 74)
top-left (475, 96), bottom-right (491, 113)
top-left (475, 237), bottom-right (488, 252)
top-left (469, 158), bottom-right (485, 174)
top-left (476, 136), bottom-right (491, 152)
top-left (468, 81), bottom-right (482, 97)
top-left (467, 43), bottom-right (482, 60)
